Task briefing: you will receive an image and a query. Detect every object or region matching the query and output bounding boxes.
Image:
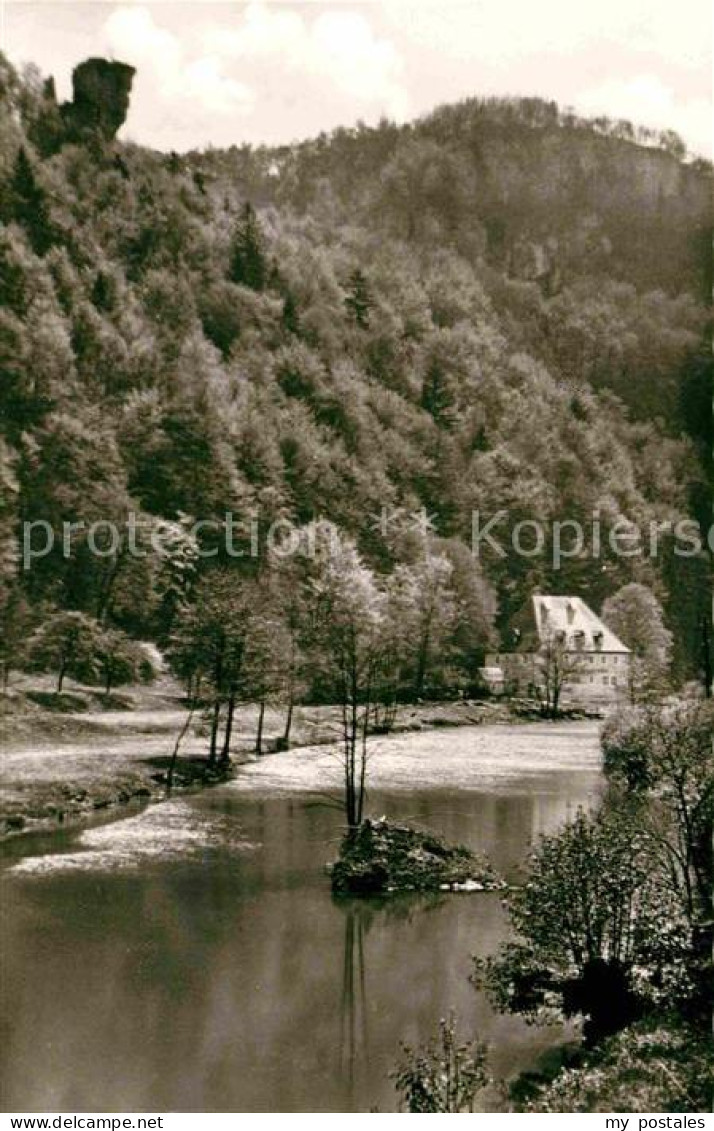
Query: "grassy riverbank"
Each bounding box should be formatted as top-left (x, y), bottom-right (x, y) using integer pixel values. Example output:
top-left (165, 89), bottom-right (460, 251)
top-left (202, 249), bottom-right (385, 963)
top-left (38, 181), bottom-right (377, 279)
top-left (2, 673), bottom-right (595, 840)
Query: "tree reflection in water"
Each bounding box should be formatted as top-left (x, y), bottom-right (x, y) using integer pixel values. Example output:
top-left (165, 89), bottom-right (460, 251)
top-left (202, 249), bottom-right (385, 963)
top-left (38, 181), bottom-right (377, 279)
top-left (336, 893), bottom-right (448, 1104)
top-left (339, 901), bottom-right (370, 1093)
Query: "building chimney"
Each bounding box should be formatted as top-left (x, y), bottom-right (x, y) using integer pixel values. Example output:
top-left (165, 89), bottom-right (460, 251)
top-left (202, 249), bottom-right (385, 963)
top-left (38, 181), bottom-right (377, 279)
top-left (566, 602), bottom-right (575, 625)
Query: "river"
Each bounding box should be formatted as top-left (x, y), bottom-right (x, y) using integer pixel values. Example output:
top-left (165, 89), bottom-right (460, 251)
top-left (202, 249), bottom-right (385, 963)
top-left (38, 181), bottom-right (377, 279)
top-left (1, 721), bottom-right (603, 1112)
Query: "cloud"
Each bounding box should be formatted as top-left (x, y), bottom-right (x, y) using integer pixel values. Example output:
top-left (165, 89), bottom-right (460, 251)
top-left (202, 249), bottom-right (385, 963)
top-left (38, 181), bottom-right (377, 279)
top-left (201, 2), bottom-right (409, 121)
top-left (8, 0), bottom-right (705, 152)
top-left (104, 6), bottom-right (181, 82)
top-left (96, 2), bottom-right (407, 147)
top-left (383, 0), bottom-right (711, 71)
top-left (576, 74), bottom-right (712, 156)
top-left (103, 6), bottom-right (254, 125)
top-left (380, 0), bottom-right (711, 154)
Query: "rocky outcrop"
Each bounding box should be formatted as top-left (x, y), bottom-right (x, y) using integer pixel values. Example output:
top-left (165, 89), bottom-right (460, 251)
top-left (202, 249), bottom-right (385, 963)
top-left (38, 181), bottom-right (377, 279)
top-left (61, 58), bottom-right (136, 143)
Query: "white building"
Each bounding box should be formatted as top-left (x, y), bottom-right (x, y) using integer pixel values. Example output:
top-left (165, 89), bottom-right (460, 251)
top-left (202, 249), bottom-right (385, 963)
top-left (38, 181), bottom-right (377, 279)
top-left (485, 595), bottom-right (631, 704)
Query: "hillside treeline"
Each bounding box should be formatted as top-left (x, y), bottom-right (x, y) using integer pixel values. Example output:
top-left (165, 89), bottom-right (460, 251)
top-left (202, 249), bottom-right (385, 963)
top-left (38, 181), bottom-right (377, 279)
top-left (0, 54), bottom-right (710, 689)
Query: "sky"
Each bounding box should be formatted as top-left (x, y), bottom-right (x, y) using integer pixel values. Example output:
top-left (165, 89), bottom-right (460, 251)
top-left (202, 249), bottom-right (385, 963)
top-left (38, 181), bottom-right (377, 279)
top-left (1, 0), bottom-right (711, 155)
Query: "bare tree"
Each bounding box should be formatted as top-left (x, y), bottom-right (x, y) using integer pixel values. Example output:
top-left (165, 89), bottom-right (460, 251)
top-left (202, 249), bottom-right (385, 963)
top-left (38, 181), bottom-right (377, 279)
top-left (533, 632), bottom-right (584, 718)
top-left (307, 523), bottom-right (392, 830)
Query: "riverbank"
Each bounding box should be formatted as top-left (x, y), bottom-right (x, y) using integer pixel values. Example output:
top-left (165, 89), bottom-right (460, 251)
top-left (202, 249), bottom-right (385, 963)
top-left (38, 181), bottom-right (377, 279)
top-left (0, 673), bottom-right (602, 840)
top-left (514, 1016), bottom-right (713, 1112)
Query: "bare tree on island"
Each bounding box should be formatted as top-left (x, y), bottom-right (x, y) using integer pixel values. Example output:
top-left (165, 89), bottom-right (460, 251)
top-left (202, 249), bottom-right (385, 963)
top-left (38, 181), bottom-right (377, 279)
top-left (306, 523), bottom-right (394, 831)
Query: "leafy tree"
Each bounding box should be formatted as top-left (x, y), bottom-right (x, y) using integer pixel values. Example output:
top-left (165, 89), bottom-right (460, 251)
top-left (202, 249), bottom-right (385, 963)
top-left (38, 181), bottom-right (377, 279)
top-left (0, 438), bottom-right (23, 689)
top-left (147, 514), bottom-right (200, 642)
top-left (197, 278), bottom-right (243, 357)
top-left (140, 268), bottom-right (197, 340)
top-left (475, 807), bottom-right (687, 1043)
top-left (602, 700), bottom-right (714, 940)
top-left (390, 549), bottom-right (456, 698)
top-left (0, 439), bottom-right (19, 594)
top-left (701, 615), bottom-right (712, 699)
top-left (120, 384), bottom-right (238, 520)
top-left (240, 590), bottom-right (291, 754)
top-left (0, 584), bottom-right (31, 692)
top-left (19, 409), bottom-right (132, 612)
top-left (26, 610), bottom-right (104, 690)
top-left (94, 628), bottom-right (152, 695)
top-left (169, 570), bottom-right (286, 766)
top-left (377, 138), bottom-right (475, 245)
top-left (168, 572), bottom-right (248, 765)
top-left (602, 583), bottom-right (673, 702)
top-left (442, 539), bottom-right (497, 683)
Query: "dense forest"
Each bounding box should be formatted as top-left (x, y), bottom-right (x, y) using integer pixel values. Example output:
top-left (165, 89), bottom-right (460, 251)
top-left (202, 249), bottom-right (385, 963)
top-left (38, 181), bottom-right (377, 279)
top-left (0, 53), bottom-right (711, 697)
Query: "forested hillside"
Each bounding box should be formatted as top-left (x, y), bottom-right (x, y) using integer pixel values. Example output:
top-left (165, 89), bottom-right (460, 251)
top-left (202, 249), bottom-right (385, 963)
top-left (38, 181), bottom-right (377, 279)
top-left (0, 54), bottom-right (711, 689)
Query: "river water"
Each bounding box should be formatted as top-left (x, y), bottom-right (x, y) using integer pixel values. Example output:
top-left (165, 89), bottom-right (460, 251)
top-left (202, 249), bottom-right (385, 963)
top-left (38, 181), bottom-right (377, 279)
top-left (1, 722), bottom-right (602, 1112)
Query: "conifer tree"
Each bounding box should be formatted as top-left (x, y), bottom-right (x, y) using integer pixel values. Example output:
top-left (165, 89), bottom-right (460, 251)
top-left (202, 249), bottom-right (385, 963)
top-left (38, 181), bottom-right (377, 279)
top-left (344, 268), bottom-right (373, 329)
top-left (281, 290), bottom-right (300, 336)
top-left (8, 147), bottom-right (54, 255)
top-left (229, 202), bottom-right (266, 291)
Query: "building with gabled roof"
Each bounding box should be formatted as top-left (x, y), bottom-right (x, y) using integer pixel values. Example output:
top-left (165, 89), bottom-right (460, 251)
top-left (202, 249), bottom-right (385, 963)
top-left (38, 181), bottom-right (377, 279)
top-left (484, 595), bottom-right (631, 704)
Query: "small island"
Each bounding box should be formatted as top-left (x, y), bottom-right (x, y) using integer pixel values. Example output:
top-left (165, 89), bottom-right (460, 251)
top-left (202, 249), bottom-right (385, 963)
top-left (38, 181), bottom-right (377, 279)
top-left (329, 817), bottom-right (505, 895)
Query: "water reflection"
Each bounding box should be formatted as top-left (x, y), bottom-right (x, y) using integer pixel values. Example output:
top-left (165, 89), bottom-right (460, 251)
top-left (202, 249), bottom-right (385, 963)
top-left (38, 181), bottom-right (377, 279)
top-left (339, 901), bottom-right (369, 1096)
top-left (1, 726), bottom-right (602, 1111)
